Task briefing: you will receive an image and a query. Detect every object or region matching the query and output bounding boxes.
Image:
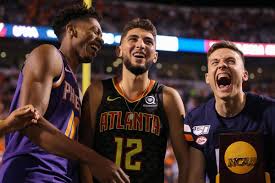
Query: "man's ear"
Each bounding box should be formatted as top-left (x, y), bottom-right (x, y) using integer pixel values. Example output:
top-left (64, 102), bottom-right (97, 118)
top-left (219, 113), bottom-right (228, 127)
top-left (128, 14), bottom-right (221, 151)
top-left (242, 69), bottom-right (249, 82)
top-left (153, 51), bottom-right (158, 63)
top-left (205, 72), bottom-right (209, 84)
top-left (115, 46), bottom-right (122, 58)
top-left (66, 23), bottom-right (77, 38)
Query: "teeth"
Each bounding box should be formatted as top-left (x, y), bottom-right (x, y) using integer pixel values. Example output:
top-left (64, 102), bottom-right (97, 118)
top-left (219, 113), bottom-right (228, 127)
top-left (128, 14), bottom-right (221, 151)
top-left (217, 73), bottom-right (230, 80)
top-left (133, 53), bottom-right (145, 58)
top-left (90, 45), bottom-right (98, 52)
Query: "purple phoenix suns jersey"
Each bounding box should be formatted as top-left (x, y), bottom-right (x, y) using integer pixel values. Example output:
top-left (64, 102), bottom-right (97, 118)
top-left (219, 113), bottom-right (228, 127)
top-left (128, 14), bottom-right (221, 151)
top-left (184, 93), bottom-right (275, 183)
top-left (0, 51), bottom-right (81, 183)
top-left (93, 78), bottom-right (169, 183)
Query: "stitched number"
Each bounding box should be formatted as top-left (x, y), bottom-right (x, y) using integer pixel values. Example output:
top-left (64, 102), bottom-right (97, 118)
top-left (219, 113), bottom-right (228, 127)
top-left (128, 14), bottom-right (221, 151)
top-left (114, 137), bottom-right (142, 171)
top-left (65, 111), bottom-right (79, 139)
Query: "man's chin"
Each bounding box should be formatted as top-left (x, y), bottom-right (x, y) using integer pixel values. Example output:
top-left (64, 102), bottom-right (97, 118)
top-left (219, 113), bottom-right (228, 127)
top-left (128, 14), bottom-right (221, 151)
top-left (81, 57), bottom-right (94, 64)
top-left (215, 91), bottom-right (232, 100)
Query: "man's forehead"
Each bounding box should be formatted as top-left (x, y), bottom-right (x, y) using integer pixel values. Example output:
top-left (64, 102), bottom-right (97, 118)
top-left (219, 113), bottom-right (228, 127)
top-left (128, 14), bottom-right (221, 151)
top-left (125, 28), bottom-right (154, 39)
top-left (209, 48), bottom-right (240, 60)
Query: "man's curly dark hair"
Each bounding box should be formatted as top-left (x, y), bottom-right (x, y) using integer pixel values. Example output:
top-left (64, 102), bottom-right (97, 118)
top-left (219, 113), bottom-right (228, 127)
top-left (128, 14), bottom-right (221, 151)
top-left (52, 3), bottom-right (102, 41)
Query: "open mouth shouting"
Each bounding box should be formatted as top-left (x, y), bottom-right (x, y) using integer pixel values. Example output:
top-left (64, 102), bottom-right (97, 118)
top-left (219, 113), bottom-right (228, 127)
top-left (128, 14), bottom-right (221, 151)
top-left (216, 73), bottom-right (232, 91)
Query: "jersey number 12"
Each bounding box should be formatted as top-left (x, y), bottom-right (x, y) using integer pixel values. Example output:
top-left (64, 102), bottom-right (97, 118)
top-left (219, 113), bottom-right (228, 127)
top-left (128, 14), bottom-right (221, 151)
top-left (114, 137), bottom-right (142, 171)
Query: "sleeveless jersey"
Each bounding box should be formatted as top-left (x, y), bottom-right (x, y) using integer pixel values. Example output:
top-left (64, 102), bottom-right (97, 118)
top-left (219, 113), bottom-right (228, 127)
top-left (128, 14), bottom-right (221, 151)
top-left (184, 93), bottom-right (275, 183)
top-left (0, 51), bottom-right (81, 183)
top-left (93, 78), bottom-right (169, 183)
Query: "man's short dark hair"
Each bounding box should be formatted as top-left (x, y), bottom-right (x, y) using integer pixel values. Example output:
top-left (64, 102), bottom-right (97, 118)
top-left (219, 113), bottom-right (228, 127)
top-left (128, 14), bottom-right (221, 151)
top-left (52, 3), bottom-right (102, 41)
top-left (120, 18), bottom-right (157, 44)
top-left (207, 40), bottom-right (245, 65)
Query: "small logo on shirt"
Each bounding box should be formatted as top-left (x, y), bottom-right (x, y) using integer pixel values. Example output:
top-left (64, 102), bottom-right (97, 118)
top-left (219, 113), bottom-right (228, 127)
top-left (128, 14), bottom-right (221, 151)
top-left (143, 95), bottom-right (157, 107)
top-left (193, 125), bottom-right (211, 136)
top-left (184, 124), bottom-right (191, 133)
top-left (65, 67), bottom-right (73, 73)
top-left (196, 136), bottom-right (207, 145)
top-left (107, 96), bottom-right (121, 102)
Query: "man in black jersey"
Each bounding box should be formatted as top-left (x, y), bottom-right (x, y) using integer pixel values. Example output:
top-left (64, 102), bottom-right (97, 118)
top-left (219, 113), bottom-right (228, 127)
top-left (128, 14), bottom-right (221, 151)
top-left (80, 18), bottom-right (189, 183)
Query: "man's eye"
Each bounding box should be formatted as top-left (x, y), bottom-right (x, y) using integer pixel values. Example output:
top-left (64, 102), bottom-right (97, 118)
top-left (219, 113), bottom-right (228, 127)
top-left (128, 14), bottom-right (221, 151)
top-left (145, 41), bottom-right (153, 45)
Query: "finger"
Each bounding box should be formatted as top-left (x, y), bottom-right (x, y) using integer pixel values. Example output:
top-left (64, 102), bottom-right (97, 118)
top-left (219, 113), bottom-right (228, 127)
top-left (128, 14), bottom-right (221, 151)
top-left (34, 110), bottom-right (40, 120)
top-left (28, 105), bottom-right (35, 113)
top-left (34, 112), bottom-right (40, 120)
top-left (31, 119), bottom-right (38, 124)
top-left (14, 107), bottom-right (32, 116)
top-left (118, 168), bottom-right (130, 183)
top-left (19, 111), bottom-right (37, 118)
top-left (113, 171), bottom-right (125, 183)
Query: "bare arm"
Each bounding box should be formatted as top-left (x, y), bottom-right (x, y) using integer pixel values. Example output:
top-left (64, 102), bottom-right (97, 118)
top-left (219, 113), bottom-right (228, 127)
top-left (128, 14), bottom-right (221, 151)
top-left (187, 147), bottom-right (206, 183)
top-left (18, 45), bottom-right (100, 162)
top-left (79, 81), bottom-right (102, 183)
top-left (163, 86), bottom-right (189, 183)
top-left (78, 80), bottom-right (130, 183)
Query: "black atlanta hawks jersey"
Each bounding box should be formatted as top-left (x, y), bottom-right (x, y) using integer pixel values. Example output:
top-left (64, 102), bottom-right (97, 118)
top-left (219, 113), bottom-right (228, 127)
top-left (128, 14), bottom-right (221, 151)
top-left (93, 78), bottom-right (169, 183)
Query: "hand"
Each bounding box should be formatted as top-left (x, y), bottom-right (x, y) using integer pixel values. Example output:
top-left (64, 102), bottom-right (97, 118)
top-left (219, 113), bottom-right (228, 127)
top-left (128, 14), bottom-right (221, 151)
top-left (89, 154), bottom-right (130, 183)
top-left (4, 105), bottom-right (40, 132)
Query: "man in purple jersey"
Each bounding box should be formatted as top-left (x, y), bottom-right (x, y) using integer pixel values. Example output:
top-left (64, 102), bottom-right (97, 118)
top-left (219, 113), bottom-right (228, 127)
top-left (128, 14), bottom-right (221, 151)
top-left (185, 41), bottom-right (275, 183)
top-left (0, 105), bottom-right (39, 137)
top-left (0, 3), bottom-right (129, 183)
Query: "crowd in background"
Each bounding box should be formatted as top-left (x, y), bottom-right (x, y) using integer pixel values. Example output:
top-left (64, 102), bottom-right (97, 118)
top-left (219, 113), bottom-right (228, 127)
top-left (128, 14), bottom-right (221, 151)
top-left (1, 1), bottom-right (275, 182)
top-left (1, 0), bottom-right (275, 43)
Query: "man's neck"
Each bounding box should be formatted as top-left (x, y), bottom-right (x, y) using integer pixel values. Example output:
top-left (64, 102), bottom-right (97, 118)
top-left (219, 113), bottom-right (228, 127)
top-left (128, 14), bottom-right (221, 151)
top-left (59, 45), bottom-right (78, 73)
top-left (215, 92), bottom-right (246, 118)
top-left (120, 71), bottom-right (150, 100)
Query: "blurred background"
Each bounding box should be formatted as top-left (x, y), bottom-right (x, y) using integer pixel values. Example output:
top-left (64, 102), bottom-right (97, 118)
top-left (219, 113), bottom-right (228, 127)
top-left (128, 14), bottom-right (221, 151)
top-left (0, 0), bottom-right (275, 182)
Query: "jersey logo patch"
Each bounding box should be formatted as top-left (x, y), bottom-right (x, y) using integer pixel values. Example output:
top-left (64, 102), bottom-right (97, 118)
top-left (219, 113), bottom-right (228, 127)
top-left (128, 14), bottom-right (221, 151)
top-left (143, 95), bottom-right (157, 107)
top-left (196, 136), bottom-right (207, 145)
top-left (65, 67), bottom-right (73, 73)
top-left (184, 124), bottom-right (191, 133)
top-left (107, 96), bottom-right (121, 102)
top-left (193, 125), bottom-right (210, 136)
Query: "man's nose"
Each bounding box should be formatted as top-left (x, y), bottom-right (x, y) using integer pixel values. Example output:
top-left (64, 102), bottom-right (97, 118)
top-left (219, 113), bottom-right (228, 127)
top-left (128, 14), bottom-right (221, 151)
top-left (136, 39), bottom-right (145, 49)
top-left (218, 61), bottom-right (228, 69)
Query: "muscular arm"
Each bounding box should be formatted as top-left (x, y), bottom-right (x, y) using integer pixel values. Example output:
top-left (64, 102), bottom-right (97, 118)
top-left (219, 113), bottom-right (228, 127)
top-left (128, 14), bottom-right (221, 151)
top-left (187, 147), bottom-right (206, 183)
top-left (163, 86), bottom-right (189, 183)
top-left (17, 45), bottom-right (107, 168)
top-left (78, 80), bottom-right (130, 183)
top-left (79, 80), bottom-right (103, 183)
top-left (18, 45), bottom-right (129, 183)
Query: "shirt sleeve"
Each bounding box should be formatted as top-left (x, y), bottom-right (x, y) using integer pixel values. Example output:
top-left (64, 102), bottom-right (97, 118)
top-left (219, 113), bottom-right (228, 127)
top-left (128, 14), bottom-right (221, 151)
top-left (183, 113), bottom-right (205, 152)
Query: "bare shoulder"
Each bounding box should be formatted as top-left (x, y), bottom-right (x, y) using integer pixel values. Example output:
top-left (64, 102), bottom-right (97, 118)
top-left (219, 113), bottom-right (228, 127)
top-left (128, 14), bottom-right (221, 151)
top-left (162, 85), bottom-right (185, 115)
top-left (84, 79), bottom-right (103, 106)
top-left (24, 44), bottom-right (62, 77)
top-left (86, 79), bottom-right (103, 96)
top-left (162, 85), bottom-right (182, 101)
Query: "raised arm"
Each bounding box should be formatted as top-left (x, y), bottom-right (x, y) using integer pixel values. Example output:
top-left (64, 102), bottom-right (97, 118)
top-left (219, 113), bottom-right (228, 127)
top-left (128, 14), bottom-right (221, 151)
top-left (163, 86), bottom-right (189, 183)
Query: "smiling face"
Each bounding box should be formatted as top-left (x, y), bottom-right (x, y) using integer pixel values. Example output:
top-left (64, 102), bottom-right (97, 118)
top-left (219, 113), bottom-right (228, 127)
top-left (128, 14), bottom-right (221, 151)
top-left (117, 28), bottom-right (158, 76)
top-left (205, 48), bottom-right (248, 100)
top-left (71, 17), bottom-right (103, 63)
